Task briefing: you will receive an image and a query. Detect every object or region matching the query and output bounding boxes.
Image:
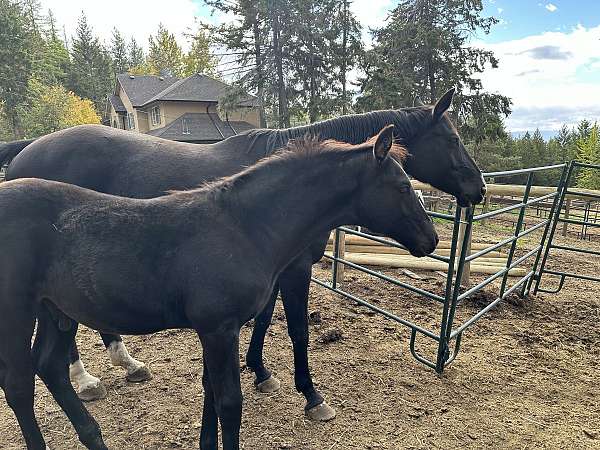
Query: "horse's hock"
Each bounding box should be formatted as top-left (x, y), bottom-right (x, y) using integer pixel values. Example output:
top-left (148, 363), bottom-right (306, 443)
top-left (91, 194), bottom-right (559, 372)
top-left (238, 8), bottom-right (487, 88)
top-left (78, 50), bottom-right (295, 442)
top-left (314, 162), bottom-right (600, 373)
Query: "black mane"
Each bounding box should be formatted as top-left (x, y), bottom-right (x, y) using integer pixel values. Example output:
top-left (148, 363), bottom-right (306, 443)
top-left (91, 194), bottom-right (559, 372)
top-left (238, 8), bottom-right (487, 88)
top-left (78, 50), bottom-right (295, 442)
top-left (244, 107), bottom-right (433, 156)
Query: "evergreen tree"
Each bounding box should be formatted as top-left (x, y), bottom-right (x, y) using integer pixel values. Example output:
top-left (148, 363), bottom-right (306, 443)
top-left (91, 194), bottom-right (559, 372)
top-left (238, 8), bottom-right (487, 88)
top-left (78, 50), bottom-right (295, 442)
top-left (182, 26), bottom-right (218, 77)
top-left (128, 37), bottom-right (145, 69)
top-left (0, 0), bottom-right (34, 136)
top-left (147, 24), bottom-right (184, 76)
top-left (111, 28), bottom-right (129, 75)
top-left (68, 13), bottom-right (113, 113)
top-left (356, 0), bottom-right (510, 132)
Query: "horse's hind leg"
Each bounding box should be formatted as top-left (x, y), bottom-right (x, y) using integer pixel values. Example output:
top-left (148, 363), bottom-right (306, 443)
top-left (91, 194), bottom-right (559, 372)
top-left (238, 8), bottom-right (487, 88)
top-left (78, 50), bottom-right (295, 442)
top-left (101, 333), bottom-right (152, 382)
top-left (68, 338), bottom-right (107, 402)
top-left (33, 305), bottom-right (107, 450)
top-left (0, 315), bottom-right (46, 449)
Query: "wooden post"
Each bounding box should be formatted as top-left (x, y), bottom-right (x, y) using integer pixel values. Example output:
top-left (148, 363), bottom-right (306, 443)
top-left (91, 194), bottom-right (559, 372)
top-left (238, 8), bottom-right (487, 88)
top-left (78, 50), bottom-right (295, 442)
top-left (456, 209), bottom-right (472, 286)
top-left (334, 230), bottom-right (346, 287)
top-left (562, 198), bottom-right (571, 237)
top-left (481, 192), bottom-right (491, 225)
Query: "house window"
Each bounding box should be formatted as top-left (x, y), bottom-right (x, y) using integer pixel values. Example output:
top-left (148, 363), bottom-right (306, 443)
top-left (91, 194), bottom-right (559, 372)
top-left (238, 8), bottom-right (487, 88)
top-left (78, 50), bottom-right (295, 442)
top-left (127, 113), bottom-right (135, 130)
top-left (182, 118), bottom-right (191, 135)
top-left (151, 106), bottom-right (161, 126)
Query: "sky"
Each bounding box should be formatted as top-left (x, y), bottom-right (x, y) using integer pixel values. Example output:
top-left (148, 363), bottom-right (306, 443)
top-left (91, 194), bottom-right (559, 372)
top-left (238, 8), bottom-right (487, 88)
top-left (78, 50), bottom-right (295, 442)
top-left (37, 0), bottom-right (600, 136)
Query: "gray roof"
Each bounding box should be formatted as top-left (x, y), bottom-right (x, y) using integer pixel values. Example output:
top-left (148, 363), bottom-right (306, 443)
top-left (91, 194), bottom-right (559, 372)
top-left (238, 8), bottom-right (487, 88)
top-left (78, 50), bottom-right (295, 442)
top-left (108, 94), bottom-right (126, 113)
top-left (141, 73), bottom-right (258, 107)
top-left (116, 74), bottom-right (178, 107)
top-left (147, 112), bottom-right (255, 142)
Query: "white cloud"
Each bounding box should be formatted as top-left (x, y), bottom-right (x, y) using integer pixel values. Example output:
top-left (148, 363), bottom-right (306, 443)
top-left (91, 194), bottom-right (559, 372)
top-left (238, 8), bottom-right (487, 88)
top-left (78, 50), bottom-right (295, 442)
top-left (545, 3), bottom-right (558, 12)
top-left (475, 25), bottom-right (600, 131)
top-left (39, 0), bottom-right (200, 50)
top-left (350, 0), bottom-right (394, 46)
top-left (498, 7), bottom-right (504, 14)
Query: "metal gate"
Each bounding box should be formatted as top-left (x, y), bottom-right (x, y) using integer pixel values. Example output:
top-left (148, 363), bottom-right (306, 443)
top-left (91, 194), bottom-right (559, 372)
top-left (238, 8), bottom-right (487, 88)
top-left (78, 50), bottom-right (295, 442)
top-left (534, 161), bottom-right (600, 294)
top-left (312, 163), bottom-right (568, 373)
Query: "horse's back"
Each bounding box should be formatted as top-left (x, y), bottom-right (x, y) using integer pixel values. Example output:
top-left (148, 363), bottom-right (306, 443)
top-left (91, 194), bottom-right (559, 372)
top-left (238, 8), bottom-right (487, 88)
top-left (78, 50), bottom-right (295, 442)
top-left (6, 125), bottom-right (261, 199)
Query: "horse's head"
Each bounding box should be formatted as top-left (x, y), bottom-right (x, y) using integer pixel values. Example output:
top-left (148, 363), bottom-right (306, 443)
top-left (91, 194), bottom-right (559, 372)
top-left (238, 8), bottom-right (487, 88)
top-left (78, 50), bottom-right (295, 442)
top-left (403, 89), bottom-right (486, 207)
top-left (354, 125), bottom-right (439, 257)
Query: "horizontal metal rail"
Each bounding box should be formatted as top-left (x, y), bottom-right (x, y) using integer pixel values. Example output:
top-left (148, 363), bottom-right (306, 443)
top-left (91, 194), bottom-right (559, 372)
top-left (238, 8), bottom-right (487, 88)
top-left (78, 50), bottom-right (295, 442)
top-left (311, 277), bottom-right (441, 340)
top-left (483, 164), bottom-right (566, 177)
top-left (322, 254), bottom-right (445, 302)
top-left (549, 244), bottom-right (600, 257)
top-left (472, 191), bottom-right (557, 221)
top-left (450, 271), bottom-right (534, 339)
top-left (542, 269), bottom-right (600, 283)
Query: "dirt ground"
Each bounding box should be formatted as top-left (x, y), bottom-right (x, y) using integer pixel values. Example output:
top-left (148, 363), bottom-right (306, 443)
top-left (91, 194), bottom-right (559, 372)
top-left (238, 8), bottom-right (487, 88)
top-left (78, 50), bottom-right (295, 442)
top-left (1, 223), bottom-right (599, 450)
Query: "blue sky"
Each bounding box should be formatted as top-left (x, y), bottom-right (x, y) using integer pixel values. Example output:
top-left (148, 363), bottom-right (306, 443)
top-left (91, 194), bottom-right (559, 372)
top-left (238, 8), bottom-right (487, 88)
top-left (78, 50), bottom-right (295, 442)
top-left (39, 0), bottom-right (600, 134)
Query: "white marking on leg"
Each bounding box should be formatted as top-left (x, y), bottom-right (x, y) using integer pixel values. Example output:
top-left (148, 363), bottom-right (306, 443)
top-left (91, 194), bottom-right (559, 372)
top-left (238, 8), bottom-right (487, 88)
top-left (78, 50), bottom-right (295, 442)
top-left (69, 359), bottom-right (102, 392)
top-left (107, 341), bottom-right (145, 376)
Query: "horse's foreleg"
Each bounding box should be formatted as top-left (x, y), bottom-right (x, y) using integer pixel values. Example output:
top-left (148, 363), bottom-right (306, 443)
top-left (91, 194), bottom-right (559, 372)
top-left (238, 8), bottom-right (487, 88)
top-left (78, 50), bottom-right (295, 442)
top-left (199, 354), bottom-right (218, 450)
top-left (279, 259), bottom-right (336, 422)
top-left (101, 333), bottom-right (152, 382)
top-left (199, 329), bottom-right (242, 450)
top-left (69, 340), bottom-right (107, 402)
top-left (245, 284), bottom-right (281, 393)
top-left (34, 308), bottom-right (107, 450)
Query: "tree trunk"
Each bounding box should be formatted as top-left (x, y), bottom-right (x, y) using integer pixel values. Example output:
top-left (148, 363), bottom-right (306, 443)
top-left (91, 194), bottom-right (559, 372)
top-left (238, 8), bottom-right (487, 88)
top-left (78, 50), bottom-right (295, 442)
top-left (271, 1), bottom-right (290, 128)
top-left (341, 0), bottom-right (349, 115)
top-left (252, 9), bottom-right (267, 128)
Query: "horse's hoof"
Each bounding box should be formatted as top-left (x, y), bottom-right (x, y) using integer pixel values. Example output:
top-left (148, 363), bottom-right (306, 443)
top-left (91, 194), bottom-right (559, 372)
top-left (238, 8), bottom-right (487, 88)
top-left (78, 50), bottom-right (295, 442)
top-left (77, 381), bottom-right (108, 402)
top-left (305, 402), bottom-right (336, 421)
top-left (256, 375), bottom-right (281, 393)
top-left (126, 365), bottom-right (153, 383)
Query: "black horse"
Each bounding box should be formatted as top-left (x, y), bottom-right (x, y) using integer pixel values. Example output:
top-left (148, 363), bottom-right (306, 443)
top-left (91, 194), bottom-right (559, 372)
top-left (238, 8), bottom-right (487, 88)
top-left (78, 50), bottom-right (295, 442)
top-left (0, 89), bottom-right (485, 420)
top-left (0, 127), bottom-right (437, 450)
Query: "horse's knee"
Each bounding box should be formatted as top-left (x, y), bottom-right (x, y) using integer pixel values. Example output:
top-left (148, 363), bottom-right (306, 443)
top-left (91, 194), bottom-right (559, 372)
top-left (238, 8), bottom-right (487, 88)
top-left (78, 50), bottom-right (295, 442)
top-left (215, 392), bottom-right (243, 423)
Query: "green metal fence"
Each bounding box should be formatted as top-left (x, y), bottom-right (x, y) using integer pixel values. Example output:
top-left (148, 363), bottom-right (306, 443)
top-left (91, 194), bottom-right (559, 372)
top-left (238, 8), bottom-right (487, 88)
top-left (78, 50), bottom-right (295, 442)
top-left (312, 163), bottom-right (568, 373)
top-left (533, 161), bottom-right (600, 294)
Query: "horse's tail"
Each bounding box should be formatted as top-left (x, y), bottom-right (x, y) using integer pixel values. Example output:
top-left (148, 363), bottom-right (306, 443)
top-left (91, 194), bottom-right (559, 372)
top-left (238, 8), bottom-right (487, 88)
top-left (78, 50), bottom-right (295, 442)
top-left (0, 139), bottom-right (35, 166)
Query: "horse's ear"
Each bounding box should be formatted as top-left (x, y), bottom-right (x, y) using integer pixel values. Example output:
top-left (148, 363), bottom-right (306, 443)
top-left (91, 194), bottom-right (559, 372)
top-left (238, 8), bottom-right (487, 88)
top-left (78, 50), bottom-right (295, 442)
top-left (373, 124), bottom-right (394, 163)
top-left (413, 95), bottom-right (425, 106)
top-left (433, 88), bottom-right (455, 120)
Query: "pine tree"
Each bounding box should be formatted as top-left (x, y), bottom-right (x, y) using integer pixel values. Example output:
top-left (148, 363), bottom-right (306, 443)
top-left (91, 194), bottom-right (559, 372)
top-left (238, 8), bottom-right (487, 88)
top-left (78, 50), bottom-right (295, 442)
top-left (0, 0), bottom-right (34, 136)
top-left (147, 24), bottom-right (184, 77)
top-left (128, 37), bottom-right (145, 69)
top-left (182, 26), bottom-right (218, 77)
top-left (111, 28), bottom-right (129, 75)
top-left (356, 0), bottom-right (511, 131)
top-left (68, 13), bottom-right (114, 113)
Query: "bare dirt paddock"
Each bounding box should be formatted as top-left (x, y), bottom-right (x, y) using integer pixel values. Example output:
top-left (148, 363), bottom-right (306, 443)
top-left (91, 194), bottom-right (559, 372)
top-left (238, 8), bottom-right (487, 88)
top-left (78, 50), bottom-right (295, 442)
top-left (1, 230), bottom-right (599, 449)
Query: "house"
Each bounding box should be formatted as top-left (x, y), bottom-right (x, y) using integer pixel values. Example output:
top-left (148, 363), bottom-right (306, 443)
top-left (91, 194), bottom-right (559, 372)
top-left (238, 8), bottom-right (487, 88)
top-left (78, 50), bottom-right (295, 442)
top-left (107, 73), bottom-right (260, 143)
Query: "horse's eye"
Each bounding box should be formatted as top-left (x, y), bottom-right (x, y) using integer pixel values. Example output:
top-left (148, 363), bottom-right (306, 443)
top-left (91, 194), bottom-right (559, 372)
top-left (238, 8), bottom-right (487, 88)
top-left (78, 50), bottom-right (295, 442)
top-left (452, 137), bottom-right (460, 146)
top-left (398, 185), bottom-right (411, 193)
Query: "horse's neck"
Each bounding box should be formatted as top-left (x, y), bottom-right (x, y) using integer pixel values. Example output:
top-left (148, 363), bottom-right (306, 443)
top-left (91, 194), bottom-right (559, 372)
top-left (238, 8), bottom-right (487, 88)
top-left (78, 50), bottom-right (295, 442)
top-left (277, 109), bottom-right (422, 146)
top-left (228, 153), bottom-right (362, 269)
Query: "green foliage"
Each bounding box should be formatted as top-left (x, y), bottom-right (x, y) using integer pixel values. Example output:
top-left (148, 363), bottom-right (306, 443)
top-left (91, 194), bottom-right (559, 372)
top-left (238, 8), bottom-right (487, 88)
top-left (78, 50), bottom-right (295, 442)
top-left (18, 78), bottom-right (100, 137)
top-left (68, 13), bottom-right (113, 113)
top-left (206, 0), bottom-right (364, 127)
top-left (356, 0), bottom-right (511, 138)
top-left (111, 28), bottom-right (129, 75)
top-left (147, 24), bottom-right (184, 77)
top-left (182, 26), bottom-right (218, 77)
top-left (575, 124), bottom-right (600, 189)
top-left (0, 0), bottom-right (34, 136)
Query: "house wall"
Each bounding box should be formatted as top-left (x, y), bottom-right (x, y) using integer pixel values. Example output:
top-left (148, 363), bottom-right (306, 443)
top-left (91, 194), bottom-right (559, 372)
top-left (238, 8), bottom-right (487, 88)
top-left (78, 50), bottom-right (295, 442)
top-left (225, 107), bottom-right (260, 127)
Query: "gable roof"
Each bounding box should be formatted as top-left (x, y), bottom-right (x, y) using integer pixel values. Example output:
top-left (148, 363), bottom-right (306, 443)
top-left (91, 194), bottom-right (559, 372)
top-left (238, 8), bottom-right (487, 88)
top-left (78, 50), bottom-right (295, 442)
top-left (140, 73), bottom-right (258, 107)
top-left (116, 74), bottom-right (179, 107)
top-left (116, 72), bottom-right (258, 109)
top-left (108, 94), bottom-right (126, 113)
top-left (147, 112), bottom-right (255, 142)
